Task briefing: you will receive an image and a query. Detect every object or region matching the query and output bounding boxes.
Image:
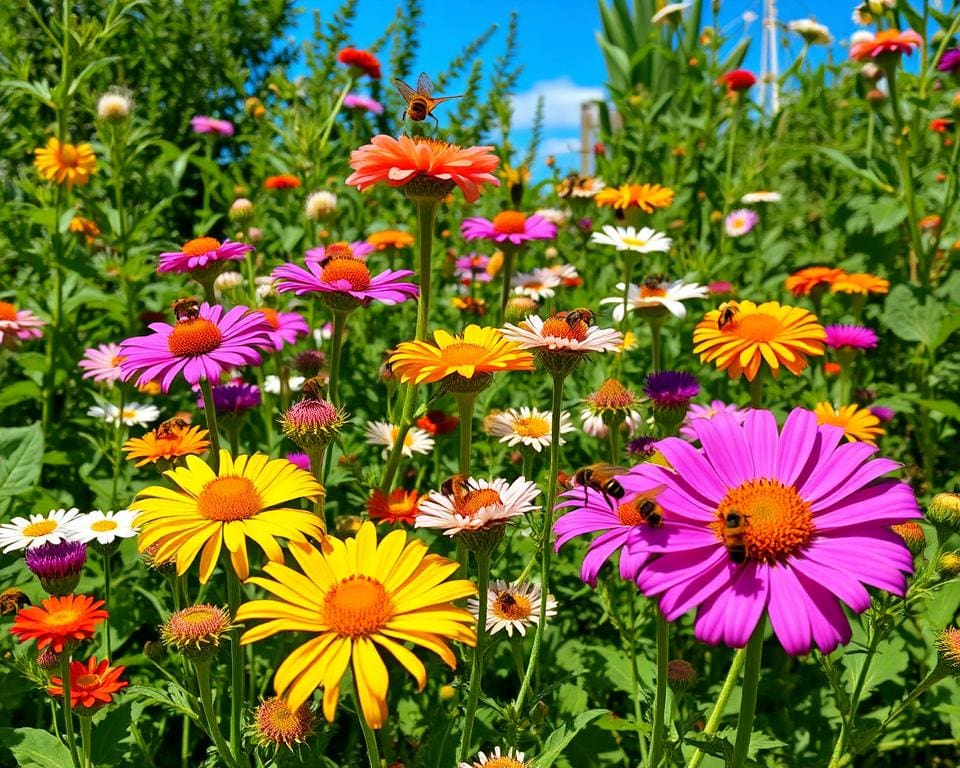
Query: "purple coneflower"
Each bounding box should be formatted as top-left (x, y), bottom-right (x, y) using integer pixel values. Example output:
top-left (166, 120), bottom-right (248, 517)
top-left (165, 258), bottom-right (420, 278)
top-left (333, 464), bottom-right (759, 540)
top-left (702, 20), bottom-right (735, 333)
top-left (25, 541), bottom-right (87, 596)
top-left (644, 371), bottom-right (700, 409)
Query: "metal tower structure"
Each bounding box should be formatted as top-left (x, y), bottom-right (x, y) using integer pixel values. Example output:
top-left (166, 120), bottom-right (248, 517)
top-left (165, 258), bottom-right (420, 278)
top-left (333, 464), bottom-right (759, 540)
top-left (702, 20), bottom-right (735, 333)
top-left (759, 0), bottom-right (780, 113)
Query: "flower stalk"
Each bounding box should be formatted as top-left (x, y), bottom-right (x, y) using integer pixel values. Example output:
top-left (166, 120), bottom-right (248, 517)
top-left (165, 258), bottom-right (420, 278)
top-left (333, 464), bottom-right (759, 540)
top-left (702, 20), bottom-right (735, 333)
top-left (730, 617), bottom-right (765, 768)
top-left (458, 548), bottom-right (491, 761)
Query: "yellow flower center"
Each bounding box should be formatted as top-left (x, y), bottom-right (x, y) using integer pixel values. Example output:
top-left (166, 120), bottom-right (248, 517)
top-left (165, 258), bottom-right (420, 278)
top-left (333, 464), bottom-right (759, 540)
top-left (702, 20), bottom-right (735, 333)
top-left (91, 520), bottom-right (118, 532)
top-left (110, 355), bottom-right (124, 367)
top-left (730, 312), bottom-right (781, 342)
top-left (622, 236), bottom-right (649, 248)
top-left (44, 608), bottom-right (82, 632)
top-left (321, 258), bottom-right (371, 291)
top-left (196, 476), bottom-right (262, 521)
top-left (22, 520), bottom-right (58, 538)
top-left (639, 286), bottom-right (667, 298)
top-left (492, 211), bottom-right (527, 234)
top-left (167, 318), bottom-right (223, 356)
top-left (258, 308), bottom-right (280, 329)
top-left (512, 416), bottom-right (550, 438)
top-left (323, 575), bottom-right (392, 637)
top-left (441, 342), bottom-right (486, 365)
top-left (389, 426), bottom-right (420, 449)
top-left (181, 237), bottom-right (221, 257)
top-left (0, 302), bottom-right (17, 322)
top-left (713, 479), bottom-right (814, 563)
top-left (483, 758), bottom-right (525, 768)
top-left (455, 489), bottom-right (502, 517)
top-left (732, 216), bottom-right (746, 228)
top-left (60, 144), bottom-right (79, 166)
top-left (75, 673), bottom-right (100, 688)
top-left (492, 590), bottom-right (533, 621)
top-left (541, 317), bottom-right (588, 341)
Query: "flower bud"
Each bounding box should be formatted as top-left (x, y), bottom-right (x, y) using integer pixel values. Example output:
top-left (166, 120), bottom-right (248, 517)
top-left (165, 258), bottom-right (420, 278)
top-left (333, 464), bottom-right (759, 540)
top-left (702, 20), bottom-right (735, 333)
top-left (928, 492), bottom-right (960, 528)
top-left (938, 552), bottom-right (960, 578)
top-left (667, 659), bottom-right (698, 691)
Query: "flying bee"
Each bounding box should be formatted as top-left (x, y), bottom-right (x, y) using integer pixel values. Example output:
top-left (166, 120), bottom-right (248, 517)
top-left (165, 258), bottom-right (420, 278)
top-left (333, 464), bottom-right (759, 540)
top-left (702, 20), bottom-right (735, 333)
top-left (440, 473), bottom-right (470, 500)
top-left (722, 509), bottom-right (747, 564)
top-left (171, 297), bottom-right (201, 321)
top-left (393, 73), bottom-right (463, 126)
top-left (0, 588), bottom-right (29, 615)
top-left (570, 463), bottom-right (629, 509)
top-left (564, 307), bottom-right (595, 328)
top-left (637, 498), bottom-right (663, 527)
top-left (644, 274), bottom-right (667, 289)
top-left (156, 417), bottom-right (189, 439)
top-left (717, 301), bottom-right (740, 330)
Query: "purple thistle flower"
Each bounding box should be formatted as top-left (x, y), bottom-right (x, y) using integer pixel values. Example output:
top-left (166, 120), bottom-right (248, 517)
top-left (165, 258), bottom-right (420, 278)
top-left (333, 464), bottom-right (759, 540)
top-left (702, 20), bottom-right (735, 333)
top-left (869, 405), bottom-right (896, 423)
top-left (937, 48), bottom-right (960, 74)
top-left (197, 379), bottom-right (261, 413)
top-left (824, 324), bottom-right (879, 351)
top-left (25, 541), bottom-right (87, 596)
top-left (644, 371), bottom-right (700, 409)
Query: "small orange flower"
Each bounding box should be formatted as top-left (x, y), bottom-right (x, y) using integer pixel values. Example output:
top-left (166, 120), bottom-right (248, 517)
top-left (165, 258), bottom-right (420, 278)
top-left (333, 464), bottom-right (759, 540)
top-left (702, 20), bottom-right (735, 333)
top-left (814, 402), bottom-right (885, 444)
top-left (11, 595), bottom-right (108, 652)
top-left (416, 409), bottom-right (460, 435)
top-left (123, 419), bottom-right (211, 467)
top-left (367, 230), bottom-right (415, 250)
top-left (931, 118), bottom-right (955, 134)
top-left (49, 657), bottom-right (128, 713)
top-left (829, 272), bottom-right (890, 295)
top-left (595, 183), bottom-right (675, 213)
top-left (34, 138), bottom-right (97, 187)
top-left (367, 489), bottom-right (421, 525)
top-left (69, 216), bottom-right (100, 245)
top-left (264, 174), bottom-right (301, 190)
top-left (785, 266), bottom-right (845, 296)
top-left (850, 29), bottom-right (923, 62)
top-left (823, 361), bottom-right (841, 376)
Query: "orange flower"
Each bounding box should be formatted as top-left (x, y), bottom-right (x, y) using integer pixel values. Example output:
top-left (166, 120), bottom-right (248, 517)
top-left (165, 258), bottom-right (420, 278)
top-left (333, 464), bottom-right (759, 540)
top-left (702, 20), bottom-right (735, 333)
top-left (693, 300), bottom-right (826, 381)
top-left (123, 419), bottom-right (211, 467)
top-left (785, 266), bottom-right (845, 296)
top-left (931, 118), bottom-right (954, 134)
top-left (34, 138), bottom-right (97, 187)
top-left (337, 47), bottom-right (381, 79)
top-left (595, 183), bottom-right (675, 213)
top-left (49, 657), bottom-right (127, 713)
top-left (850, 29), bottom-right (923, 61)
top-left (829, 272), bottom-right (889, 295)
top-left (814, 402), bottom-right (885, 444)
top-left (10, 595), bottom-right (108, 652)
top-left (69, 216), bottom-right (100, 245)
top-left (823, 361), bottom-right (842, 376)
top-left (367, 230), bottom-right (415, 250)
top-left (264, 174), bottom-right (301, 190)
top-left (366, 489), bottom-right (420, 525)
top-left (346, 135), bottom-right (500, 203)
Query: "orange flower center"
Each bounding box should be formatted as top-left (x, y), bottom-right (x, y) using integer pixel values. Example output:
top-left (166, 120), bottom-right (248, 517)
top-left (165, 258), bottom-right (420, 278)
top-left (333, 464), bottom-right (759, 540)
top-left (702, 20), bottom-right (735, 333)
top-left (713, 479), bottom-right (814, 563)
top-left (492, 590), bottom-right (533, 621)
top-left (196, 476), bottom-right (262, 521)
top-left (512, 415), bottom-right (550, 438)
top-left (616, 500), bottom-right (651, 526)
top-left (43, 607), bottom-right (83, 632)
top-left (639, 286), bottom-right (667, 298)
top-left (454, 488), bottom-right (502, 517)
top-left (325, 243), bottom-right (354, 259)
top-left (729, 312), bottom-right (782, 342)
top-left (322, 575), bottom-right (392, 637)
top-left (181, 237), bottom-right (221, 257)
top-left (591, 379), bottom-right (634, 408)
top-left (542, 317), bottom-right (588, 341)
top-left (167, 318), bottom-right (223, 356)
top-left (483, 758), bottom-right (525, 768)
top-left (0, 302), bottom-right (17, 322)
top-left (441, 342), bottom-right (486, 365)
top-left (91, 520), bottom-right (118, 532)
top-left (259, 308), bottom-right (280, 329)
top-left (75, 673), bottom-right (101, 688)
top-left (321, 259), bottom-right (371, 291)
top-left (492, 211), bottom-right (527, 234)
top-left (22, 520), bottom-right (58, 538)
top-left (60, 144), bottom-right (79, 166)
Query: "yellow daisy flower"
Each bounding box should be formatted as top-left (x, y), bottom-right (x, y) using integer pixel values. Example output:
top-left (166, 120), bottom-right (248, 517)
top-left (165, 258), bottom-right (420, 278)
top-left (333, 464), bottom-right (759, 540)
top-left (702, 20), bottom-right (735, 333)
top-left (595, 183), bottom-right (675, 213)
top-left (132, 450), bottom-right (325, 582)
top-left (388, 325), bottom-right (534, 385)
top-left (236, 521), bottom-right (476, 728)
top-left (34, 137), bottom-right (97, 187)
top-left (813, 402), bottom-right (885, 444)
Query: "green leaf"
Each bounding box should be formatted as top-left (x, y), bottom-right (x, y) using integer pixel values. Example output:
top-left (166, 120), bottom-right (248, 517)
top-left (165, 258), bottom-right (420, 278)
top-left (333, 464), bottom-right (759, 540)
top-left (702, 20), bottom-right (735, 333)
top-left (0, 424), bottom-right (44, 499)
top-left (866, 197), bottom-right (907, 234)
top-left (817, 148), bottom-right (893, 193)
top-left (881, 285), bottom-right (945, 346)
top-left (0, 727), bottom-right (73, 768)
top-left (535, 709), bottom-right (608, 767)
top-left (0, 380), bottom-right (42, 411)
top-left (916, 399), bottom-right (960, 422)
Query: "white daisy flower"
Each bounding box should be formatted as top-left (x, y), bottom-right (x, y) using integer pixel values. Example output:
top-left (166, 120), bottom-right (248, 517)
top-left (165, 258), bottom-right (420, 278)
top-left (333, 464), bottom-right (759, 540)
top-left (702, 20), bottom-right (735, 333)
top-left (486, 407), bottom-right (574, 452)
top-left (263, 374), bottom-right (306, 394)
top-left (787, 18), bottom-right (831, 45)
top-left (651, 1), bottom-right (690, 24)
top-left (416, 477), bottom-right (540, 536)
top-left (87, 402), bottom-right (160, 427)
top-left (740, 190), bottom-right (782, 204)
top-left (214, 270), bottom-right (244, 292)
top-left (591, 225), bottom-right (672, 254)
top-left (501, 314), bottom-right (623, 353)
top-left (547, 263), bottom-right (580, 283)
top-left (468, 580), bottom-right (557, 637)
top-left (254, 275), bottom-right (278, 302)
top-left (71, 509), bottom-right (140, 546)
top-left (511, 268), bottom-right (562, 302)
top-left (459, 747), bottom-right (530, 768)
top-left (365, 421), bottom-right (434, 458)
top-left (580, 408), bottom-right (643, 438)
top-left (600, 280), bottom-right (708, 322)
top-left (533, 208), bottom-right (568, 226)
top-left (0, 508), bottom-right (82, 553)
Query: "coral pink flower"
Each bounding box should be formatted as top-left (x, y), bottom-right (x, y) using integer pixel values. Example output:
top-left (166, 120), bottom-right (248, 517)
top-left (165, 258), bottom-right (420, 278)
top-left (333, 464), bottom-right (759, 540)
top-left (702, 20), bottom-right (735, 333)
top-left (617, 407), bottom-right (919, 655)
top-left (255, 308), bottom-right (309, 351)
top-left (461, 211), bottom-right (557, 245)
top-left (190, 116), bottom-right (234, 136)
top-left (271, 258), bottom-right (418, 307)
top-left (0, 302), bottom-right (44, 349)
top-left (157, 237), bottom-right (253, 274)
top-left (79, 342), bottom-right (124, 384)
top-left (119, 301), bottom-right (273, 392)
top-left (850, 29), bottom-right (923, 61)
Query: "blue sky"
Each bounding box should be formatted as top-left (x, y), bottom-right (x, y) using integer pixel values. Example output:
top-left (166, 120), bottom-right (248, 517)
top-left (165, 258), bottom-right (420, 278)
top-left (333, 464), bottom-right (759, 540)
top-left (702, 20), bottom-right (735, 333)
top-left (295, 1), bottom-right (861, 174)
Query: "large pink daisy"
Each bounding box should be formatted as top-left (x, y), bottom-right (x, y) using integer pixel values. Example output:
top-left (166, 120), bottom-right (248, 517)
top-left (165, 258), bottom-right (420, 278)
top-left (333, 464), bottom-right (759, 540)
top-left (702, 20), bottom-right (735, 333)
top-left (79, 342), bottom-right (124, 384)
top-left (616, 407), bottom-right (919, 655)
top-left (461, 211), bottom-right (557, 245)
top-left (0, 302), bottom-right (44, 348)
top-left (119, 301), bottom-right (273, 392)
top-left (271, 257), bottom-right (418, 308)
top-left (157, 237), bottom-right (253, 274)
top-left (255, 308), bottom-right (309, 351)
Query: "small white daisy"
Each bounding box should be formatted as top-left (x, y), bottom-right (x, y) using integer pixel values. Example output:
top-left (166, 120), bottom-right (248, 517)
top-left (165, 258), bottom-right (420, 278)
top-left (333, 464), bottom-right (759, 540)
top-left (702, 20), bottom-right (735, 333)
top-left (740, 190), bottom-right (782, 204)
top-left (486, 407), bottom-right (573, 452)
top-left (416, 477), bottom-right (540, 536)
top-left (591, 225), bottom-right (672, 254)
top-left (511, 268), bottom-right (562, 302)
top-left (71, 509), bottom-right (140, 546)
top-left (533, 207), bottom-right (568, 226)
top-left (459, 747), bottom-right (530, 768)
top-left (651, 1), bottom-right (690, 24)
top-left (547, 263), bottom-right (580, 284)
top-left (0, 508), bottom-right (82, 553)
top-left (501, 314), bottom-right (623, 353)
top-left (468, 580), bottom-right (557, 638)
top-left (600, 279), bottom-right (708, 321)
top-left (263, 374), bottom-right (306, 394)
top-left (87, 402), bottom-right (160, 427)
top-left (580, 408), bottom-right (643, 439)
top-left (787, 18), bottom-right (831, 44)
top-left (365, 421), bottom-right (434, 458)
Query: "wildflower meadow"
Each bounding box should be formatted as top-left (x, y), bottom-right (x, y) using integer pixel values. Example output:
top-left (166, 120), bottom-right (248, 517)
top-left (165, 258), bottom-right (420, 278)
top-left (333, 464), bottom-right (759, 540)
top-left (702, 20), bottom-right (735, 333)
top-left (2, 0), bottom-right (960, 766)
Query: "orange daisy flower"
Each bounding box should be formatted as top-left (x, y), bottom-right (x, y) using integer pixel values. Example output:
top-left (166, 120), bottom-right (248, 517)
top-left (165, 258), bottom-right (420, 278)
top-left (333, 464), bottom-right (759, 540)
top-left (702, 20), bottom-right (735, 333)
top-left (692, 300), bottom-right (826, 381)
top-left (69, 216), bottom-right (100, 245)
top-left (366, 489), bottom-right (421, 525)
top-left (850, 29), bottom-right (923, 62)
top-left (264, 175), bottom-right (301, 190)
top-left (595, 183), bottom-right (675, 213)
top-left (10, 595), bottom-right (108, 652)
top-left (814, 402), bottom-right (885, 444)
top-left (34, 138), bottom-right (97, 187)
top-left (829, 272), bottom-right (890, 295)
top-left (784, 266), bottom-right (845, 296)
top-left (123, 419), bottom-right (211, 467)
top-left (346, 135), bottom-right (500, 203)
top-left (49, 656), bottom-right (128, 713)
top-left (367, 230), bottom-right (415, 251)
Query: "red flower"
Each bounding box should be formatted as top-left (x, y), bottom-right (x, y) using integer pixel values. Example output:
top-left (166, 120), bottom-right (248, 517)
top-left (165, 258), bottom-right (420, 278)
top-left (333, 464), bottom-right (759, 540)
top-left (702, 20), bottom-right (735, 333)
top-left (417, 409), bottom-right (460, 436)
top-left (850, 29), bottom-right (923, 62)
top-left (11, 595), bottom-right (108, 652)
top-left (264, 175), bottom-right (301, 190)
top-left (49, 657), bottom-right (128, 713)
top-left (824, 362), bottom-right (841, 376)
top-left (338, 47), bottom-right (381, 80)
top-left (931, 118), bottom-right (954, 134)
top-left (717, 69), bottom-right (757, 93)
top-left (366, 489), bottom-right (420, 525)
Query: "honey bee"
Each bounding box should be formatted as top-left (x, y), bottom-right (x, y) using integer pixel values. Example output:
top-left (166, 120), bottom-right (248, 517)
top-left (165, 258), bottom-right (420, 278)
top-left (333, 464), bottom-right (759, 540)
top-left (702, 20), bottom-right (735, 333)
top-left (440, 473), bottom-right (470, 500)
top-left (155, 417), bottom-right (189, 439)
top-left (393, 73), bottom-right (463, 126)
top-left (0, 588), bottom-right (29, 615)
top-left (171, 297), bottom-right (201, 321)
top-left (717, 301), bottom-right (740, 330)
top-left (301, 377), bottom-right (328, 401)
top-left (722, 509), bottom-right (747, 564)
top-left (637, 499), bottom-right (663, 527)
top-left (570, 463), bottom-right (628, 509)
top-left (563, 308), bottom-right (595, 328)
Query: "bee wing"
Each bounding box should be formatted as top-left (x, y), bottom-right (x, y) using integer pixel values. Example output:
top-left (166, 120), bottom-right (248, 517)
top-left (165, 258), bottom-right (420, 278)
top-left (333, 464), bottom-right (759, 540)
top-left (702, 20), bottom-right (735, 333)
top-left (393, 77), bottom-right (419, 103)
top-left (416, 72), bottom-right (434, 97)
top-left (428, 94), bottom-right (464, 105)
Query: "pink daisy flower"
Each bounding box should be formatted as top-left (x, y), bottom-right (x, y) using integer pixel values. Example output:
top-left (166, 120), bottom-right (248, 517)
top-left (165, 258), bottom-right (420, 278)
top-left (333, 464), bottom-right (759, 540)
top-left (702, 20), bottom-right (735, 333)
top-left (343, 93), bottom-right (384, 114)
top-left (455, 253), bottom-right (493, 284)
top-left (255, 308), bottom-right (309, 351)
top-left (618, 407), bottom-right (920, 655)
top-left (724, 209), bottom-right (759, 237)
top-left (271, 258), bottom-right (418, 309)
top-left (461, 211), bottom-right (557, 246)
top-left (305, 241), bottom-right (374, 263)
top-left (190, 115), bottom-right (234, 136)
top-left (0, 302), bottom-right (44, 349)
top-left (680, 399), bottom-right (749, 439)
top-left (824, 324), bottom-right (879, 351)
top-left (157, 237), bottom-right (254, 275)
top-left (78, 342), bottom-right (124, 384)
top-left (119, 301), bottom-right (273, 393)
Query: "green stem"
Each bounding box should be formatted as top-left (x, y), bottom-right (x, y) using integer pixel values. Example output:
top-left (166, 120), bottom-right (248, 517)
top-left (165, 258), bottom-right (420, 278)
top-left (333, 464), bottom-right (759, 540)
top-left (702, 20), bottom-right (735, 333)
top-left (724, 101), bottom-right (741, 209)
top-left (102, 549), bottom-right (112, 660)
top-left (454, 393), bottom-right (478, 475)
top-left (59, 653), bottom-right (80, 768)
top-left (458, 549), bottom-right (491, 761)
top-left (194, 662), bottom-right (240, 768)
top-left (649, 612), bottom-right (669, 768)
top-left (413, 198), bottom-right (439, 341)
top-left (627, 592), bottom-right (644, 755)
top-left (828, 625), bottom-right (882, 766)
top-left (497, 244), bottom-right (519, 326)
top-left (354, 675), bottom-right (383, 768)
top-left (199, 378), bottom-right (221, 472)
top-left (328, 310), bottom-right (349, 406)
top-left (685, 649), bottom-right (747, 768)
top-left (649, 318), bottom-right (664, 372)
top-left (318, 77), bottom-right (355, 150)
top-left (521, 449), bottom-right (534, 482)
top-left (607, 419), bottom-right (621, 464)
top-left (80, 715), bottom-right (92, 768)
top-left (201, 140), bottom-right (213, 223)
top-left (42, 187), bottom-right (65, 439)
top-left (749, 374), bottom-right (764, 409)
top-left (730, 617), bottom-right (765, 768)
top-left (620, 256), bottom-right (635, 335)
top-left (225, 566), bottom-right (245, 767)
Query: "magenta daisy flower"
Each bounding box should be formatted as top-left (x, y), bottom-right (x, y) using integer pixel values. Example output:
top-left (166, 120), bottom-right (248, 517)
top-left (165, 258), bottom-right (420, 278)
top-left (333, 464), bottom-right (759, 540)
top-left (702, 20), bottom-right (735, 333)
top-left (724, 209), bottom-right (759, 237)
top-left (644, 371), bottom-right (700, 409)
top-left (937, 48), bottom-right (960, 74)
top-left (824, 324), bottom-right (878, 351)
top-left (256, 308), bottom-right (309, 351)
top-left (190, 115), bottom-right (234, 136)
top-left (343, 93), bottom-right (384, 114)
top-left (157, 237), bottom-right (253, 275)
top-left (196, 379), bottom-right (262, 413)
top-left (305, 241), bottom-right (374, 263)
top-left (271, 258), bottom-right (418, 309)
top-left (78, 342), bottom-right (124, 384)
top-left (620, 407), bottom-right (920, 655)
top-left (681, 400), bottom-right (749, 439)
top-left (0, 302), bottom-right (44, 348)
top-left (455, 253), bottom-right (493, 284)
top-left (119, 301), bottom-right (273, 392)
top-left (461, 211), bottom-right (557, 245)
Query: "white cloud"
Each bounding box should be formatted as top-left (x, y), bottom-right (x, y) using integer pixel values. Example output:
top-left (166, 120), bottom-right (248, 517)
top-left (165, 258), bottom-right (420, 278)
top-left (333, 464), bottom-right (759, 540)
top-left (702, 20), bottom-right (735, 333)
top-left (539, 136), bottom-right (582, 156)
top-left (510, 78), bottom-right (604, 130)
